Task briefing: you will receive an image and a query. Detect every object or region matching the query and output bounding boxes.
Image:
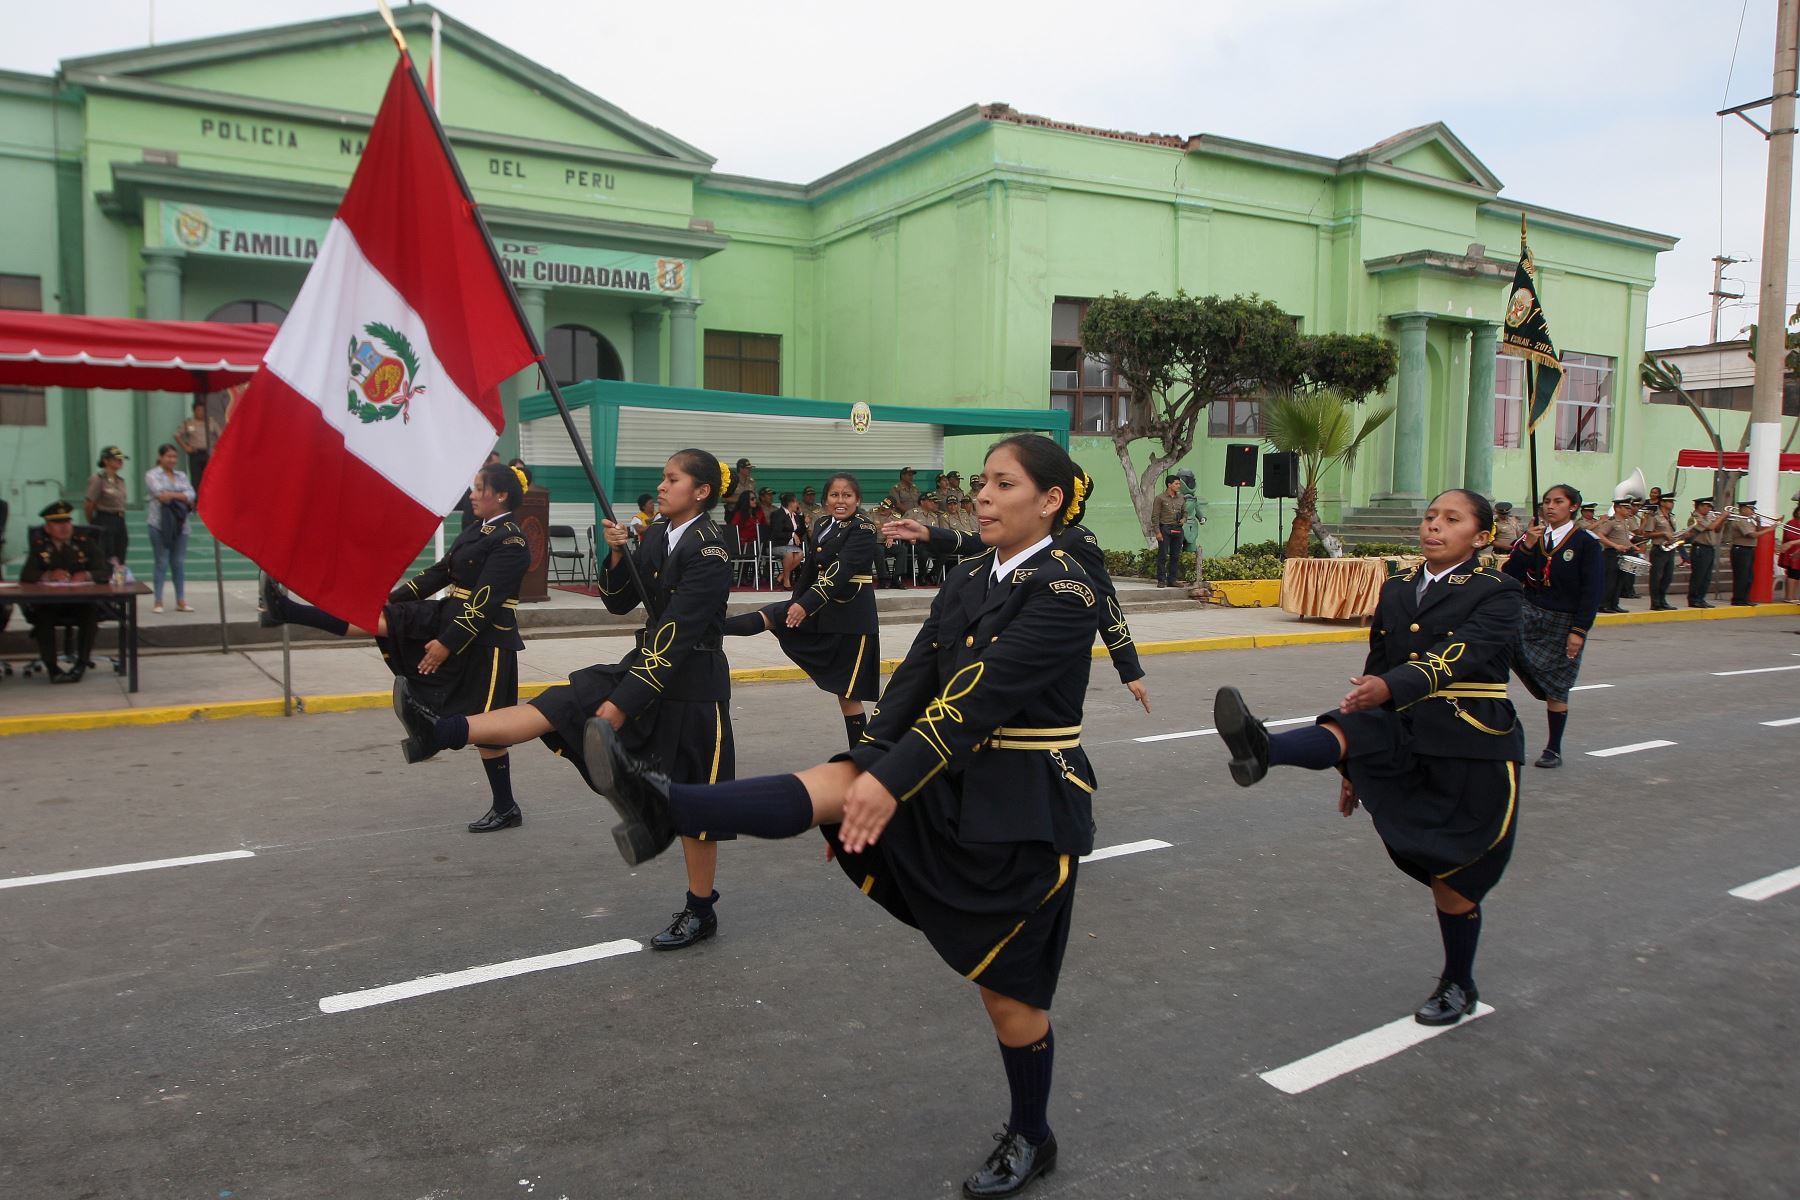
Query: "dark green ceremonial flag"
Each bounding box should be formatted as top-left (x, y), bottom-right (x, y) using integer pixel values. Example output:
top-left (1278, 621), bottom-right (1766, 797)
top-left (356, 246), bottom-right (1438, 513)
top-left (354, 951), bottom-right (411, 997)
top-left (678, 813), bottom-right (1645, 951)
top-left (1501, 229), bottom-right (1563, 434)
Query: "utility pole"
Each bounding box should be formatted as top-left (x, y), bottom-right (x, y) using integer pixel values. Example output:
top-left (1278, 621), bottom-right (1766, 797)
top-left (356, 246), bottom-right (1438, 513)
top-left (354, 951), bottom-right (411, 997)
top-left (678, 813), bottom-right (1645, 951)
top-left (1710, 254), bottom-right (1744, 343)
top-left (1747, 0), bottom-right (1797, 520)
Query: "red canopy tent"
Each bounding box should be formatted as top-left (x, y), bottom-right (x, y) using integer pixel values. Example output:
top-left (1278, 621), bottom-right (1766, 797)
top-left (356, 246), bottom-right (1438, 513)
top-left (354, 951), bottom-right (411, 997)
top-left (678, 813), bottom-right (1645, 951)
top-left (0, 310), bottom-right (277, 652)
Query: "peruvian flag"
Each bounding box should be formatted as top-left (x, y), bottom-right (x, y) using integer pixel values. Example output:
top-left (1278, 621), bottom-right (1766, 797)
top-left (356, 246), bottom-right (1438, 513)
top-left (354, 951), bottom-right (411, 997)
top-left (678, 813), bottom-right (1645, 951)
top-left (201, 56), bottom-right (536, 629)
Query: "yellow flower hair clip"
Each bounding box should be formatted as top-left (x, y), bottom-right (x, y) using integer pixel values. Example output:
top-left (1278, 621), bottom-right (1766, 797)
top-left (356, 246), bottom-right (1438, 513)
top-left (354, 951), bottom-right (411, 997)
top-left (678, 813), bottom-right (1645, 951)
top-left (1062, 473), bottom-right (1090, 523)
top-left (718, 462), bottom-right (731, 498)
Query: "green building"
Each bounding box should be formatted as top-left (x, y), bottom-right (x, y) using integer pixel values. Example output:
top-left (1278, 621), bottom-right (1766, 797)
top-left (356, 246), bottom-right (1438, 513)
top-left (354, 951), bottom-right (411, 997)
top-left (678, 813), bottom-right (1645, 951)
top-left (9, 3), bottom-right (1764, 567)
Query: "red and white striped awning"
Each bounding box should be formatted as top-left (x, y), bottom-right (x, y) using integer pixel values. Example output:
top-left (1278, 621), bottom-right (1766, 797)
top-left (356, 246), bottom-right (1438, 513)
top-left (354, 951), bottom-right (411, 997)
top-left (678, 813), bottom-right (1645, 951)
top-left (1674, 449), bottom-right (1800, 473)
top-left (0, 310), bottom-right (275, 392)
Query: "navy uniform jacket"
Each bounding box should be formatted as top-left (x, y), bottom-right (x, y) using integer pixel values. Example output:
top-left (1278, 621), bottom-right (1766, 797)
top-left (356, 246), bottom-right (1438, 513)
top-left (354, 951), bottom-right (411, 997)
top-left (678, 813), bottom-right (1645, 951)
top-left (389, 515), bottom-right (529, 654)
top-left (1369, 557), bottom-right (1525, 762)
top-left (598, 515), bottom-right (732, 717)
top-left (1501, 526), bottom-right (1605, 635)
top-left (791, 512), bottom-right (878, 635)
top-left (928, 520), bottom-right (1142, 684)
top-left (849, 542), bottom-right (1101, 854)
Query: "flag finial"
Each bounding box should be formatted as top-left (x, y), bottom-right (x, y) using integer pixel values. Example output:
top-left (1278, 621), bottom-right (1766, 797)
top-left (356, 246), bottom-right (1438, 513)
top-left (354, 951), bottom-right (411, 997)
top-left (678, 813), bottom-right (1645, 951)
top-left (375, 0), bottom-right (408, 54)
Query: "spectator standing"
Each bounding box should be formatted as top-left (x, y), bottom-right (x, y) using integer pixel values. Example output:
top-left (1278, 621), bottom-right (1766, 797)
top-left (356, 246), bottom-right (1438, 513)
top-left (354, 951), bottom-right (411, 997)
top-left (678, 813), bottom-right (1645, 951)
top-left (769, 492), bottom-right (806, 588)
top-left (1640, 495), bottom-right (1678, 611)
top-left (1590, 498), bottom-right (1637, 614)
top-left (83, 445), bottom-right (131, 567)
top-left (1152, 475), bottom-right (1187, 588)
top-left (797, 485), bottom-right (824, 527)
top-left (914, 492), bottom-right (950, 584)
top-left (144, 443), bottom-right (195, 614)
top-left (1778, 497), bottom-right (1800, 604)
top-left (729, 458), bottom-right (757, 504)
top-left (940, 470), bottom-right (967, 507)
top-left (1682, 498), bottom-right (1725, 608)
top-left (1726, 499), bottom-right (1762, 606)
top-left (175, 400), bottom-right (221, 494)
top-left (1492, 502), bottom-right (1523, 554)
top-left (885, 466), bottom-right (920, 515)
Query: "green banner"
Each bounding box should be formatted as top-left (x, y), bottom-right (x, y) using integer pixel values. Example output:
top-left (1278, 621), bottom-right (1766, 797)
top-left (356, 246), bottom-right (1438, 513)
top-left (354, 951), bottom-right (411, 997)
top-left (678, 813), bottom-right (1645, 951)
top-left (155, 200), bottom-right (692, 297)
top-left (1501, 243), bottom-right (1563, 434)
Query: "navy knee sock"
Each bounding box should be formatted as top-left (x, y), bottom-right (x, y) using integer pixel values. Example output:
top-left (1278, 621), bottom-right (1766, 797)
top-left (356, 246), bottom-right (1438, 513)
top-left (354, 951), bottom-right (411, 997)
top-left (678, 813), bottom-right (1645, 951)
top-left (1546, 710), bottom-right (1568, 754)
top-left (481, 753), bottom-right (516, 812)
top-left (1437, 905), bottom-right (1482, 990)
top-left (277, 596), bottom-right (349, 637)
top-left (998, 1024), bottom-right (1054, 1146)
top-left (723, 611), bottom-right (765, 637)
top-left (668, 773), bottom-right (812, 840)
top-left (433, 714), bottom-right (469, 752)
top-left (1267, 725), bottom-right (1343, 770)
top-left (843, 712), bottom-right (867, 749)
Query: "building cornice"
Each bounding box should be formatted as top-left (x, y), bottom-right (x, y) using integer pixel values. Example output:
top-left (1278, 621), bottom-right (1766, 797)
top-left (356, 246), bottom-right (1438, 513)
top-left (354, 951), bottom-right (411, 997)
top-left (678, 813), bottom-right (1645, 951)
top-left (1479, 200), bottom-right (1677, 252)
top-left (1363, 250), bottom-right (1515, 281)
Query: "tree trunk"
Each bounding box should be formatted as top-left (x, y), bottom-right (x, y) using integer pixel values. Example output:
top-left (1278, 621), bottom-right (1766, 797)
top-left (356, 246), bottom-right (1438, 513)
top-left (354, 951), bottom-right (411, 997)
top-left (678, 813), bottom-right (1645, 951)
top-left (1284, 483), bottom-right (1318, 559)
top-left (1112, 430), bottom-right (1176, 546)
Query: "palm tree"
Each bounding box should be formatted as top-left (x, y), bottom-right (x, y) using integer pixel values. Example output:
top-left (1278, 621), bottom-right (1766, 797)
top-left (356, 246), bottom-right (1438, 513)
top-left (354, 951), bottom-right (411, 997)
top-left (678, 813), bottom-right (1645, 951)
top-left (1261, 389), bottom-right (1395, 559)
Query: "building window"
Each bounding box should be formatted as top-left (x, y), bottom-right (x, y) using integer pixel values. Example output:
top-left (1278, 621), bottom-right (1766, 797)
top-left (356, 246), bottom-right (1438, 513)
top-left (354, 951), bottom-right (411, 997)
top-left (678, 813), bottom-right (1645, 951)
top-left (704, 330), bottom-right (780, 395)
top-left (1557, 351), bottom-right (1613, 453)
top-left (1050, 298), bottom-right (1127, 434)
top-left (0, 273), bottom-right (46, 426)
top-left (1494, 354), bottom-right (1523, 448)
top-left (203, 300), bottom-right (288, 425)
top-left (547, 324), bottom-right (623, 388)
top-left (1207, 397), bottom-right (1262, 438)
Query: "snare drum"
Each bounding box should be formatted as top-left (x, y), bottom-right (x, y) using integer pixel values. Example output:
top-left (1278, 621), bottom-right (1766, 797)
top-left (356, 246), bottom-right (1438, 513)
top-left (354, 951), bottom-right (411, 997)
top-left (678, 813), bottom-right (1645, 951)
top-left (1619, 554), bottom-right (1651, 577)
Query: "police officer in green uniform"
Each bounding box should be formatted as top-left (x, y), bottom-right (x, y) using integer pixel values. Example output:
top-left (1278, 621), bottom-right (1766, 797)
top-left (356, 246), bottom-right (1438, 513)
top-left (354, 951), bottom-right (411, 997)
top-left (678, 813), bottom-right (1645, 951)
top-left (21, 501), bottom-right (106, 683)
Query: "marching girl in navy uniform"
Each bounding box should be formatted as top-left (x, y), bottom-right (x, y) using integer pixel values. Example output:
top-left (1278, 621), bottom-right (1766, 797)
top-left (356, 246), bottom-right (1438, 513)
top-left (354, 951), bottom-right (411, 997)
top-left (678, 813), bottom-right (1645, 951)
top-left (885, 465), bottom-right (1150, 713)
top-left (579, 434), bottom-right (1097, 1199)
top-left (1212, 489), bottom-right (1523, 1026)
top-left (721, 471), bottom-right (880, 747)
top-left (1501, 483), bottom-right (1605, 769)
top-left (394, 449), bottom-right (737, 951)
top-left (261, 462), bottom-right (530, 832)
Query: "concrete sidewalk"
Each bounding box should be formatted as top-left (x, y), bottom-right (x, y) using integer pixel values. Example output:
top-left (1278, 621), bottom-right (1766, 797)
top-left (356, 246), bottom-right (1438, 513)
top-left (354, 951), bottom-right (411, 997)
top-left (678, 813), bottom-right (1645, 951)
top-left (2, 590), bottom-right (1795, 735)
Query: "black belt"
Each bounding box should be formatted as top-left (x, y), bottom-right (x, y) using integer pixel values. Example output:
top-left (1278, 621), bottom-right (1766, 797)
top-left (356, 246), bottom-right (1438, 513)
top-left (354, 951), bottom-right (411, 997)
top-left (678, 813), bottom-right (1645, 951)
top-left (635, 627), bottom-right (722, 654)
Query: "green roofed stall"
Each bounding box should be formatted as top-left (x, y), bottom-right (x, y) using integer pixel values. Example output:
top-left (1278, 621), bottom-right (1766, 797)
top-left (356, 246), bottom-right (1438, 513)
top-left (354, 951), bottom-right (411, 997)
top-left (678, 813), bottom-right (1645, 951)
top-left (514, 379), bottom-right (1070, 530)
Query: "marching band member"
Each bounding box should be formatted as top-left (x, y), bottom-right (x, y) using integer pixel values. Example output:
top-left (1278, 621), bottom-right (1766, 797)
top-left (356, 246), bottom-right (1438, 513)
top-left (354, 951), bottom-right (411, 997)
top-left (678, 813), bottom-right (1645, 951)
top-left (722, 472), bottom-right (880, 746)
top-left (884, 466), bottom-right (1150, 714)
top-left (394, 450), bottom-right (737, 950)
top-left (1502, 483), bottom-right (1604, 768)
top-left (261, 462), bottom-right (530, 830)
top-left (1214, 488), bottom-right (1522, 1026)
top-left (581, 434), bottom-right (1098, 1198)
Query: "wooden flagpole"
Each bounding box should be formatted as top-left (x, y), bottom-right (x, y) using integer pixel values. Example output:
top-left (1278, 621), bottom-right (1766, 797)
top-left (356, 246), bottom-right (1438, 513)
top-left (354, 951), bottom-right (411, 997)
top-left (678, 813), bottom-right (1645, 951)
top-left (373, 2), bottom-right (648, 604)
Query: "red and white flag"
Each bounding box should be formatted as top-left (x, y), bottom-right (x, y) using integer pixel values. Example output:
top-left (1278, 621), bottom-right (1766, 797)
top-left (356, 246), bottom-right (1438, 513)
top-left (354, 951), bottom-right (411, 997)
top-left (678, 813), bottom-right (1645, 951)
top-left (201, 56), bottom-right (535, 629)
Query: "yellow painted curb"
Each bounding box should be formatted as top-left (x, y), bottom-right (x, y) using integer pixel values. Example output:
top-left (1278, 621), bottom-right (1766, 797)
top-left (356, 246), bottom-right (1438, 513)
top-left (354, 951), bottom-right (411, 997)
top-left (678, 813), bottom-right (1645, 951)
top-left (6, 603), bottom-right (1795, 737)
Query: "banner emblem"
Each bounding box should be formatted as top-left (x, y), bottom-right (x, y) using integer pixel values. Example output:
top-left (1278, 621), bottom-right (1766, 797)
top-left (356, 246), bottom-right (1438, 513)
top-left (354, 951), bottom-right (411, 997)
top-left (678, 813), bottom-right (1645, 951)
top-left (347, 322), bottom-right (427, 424)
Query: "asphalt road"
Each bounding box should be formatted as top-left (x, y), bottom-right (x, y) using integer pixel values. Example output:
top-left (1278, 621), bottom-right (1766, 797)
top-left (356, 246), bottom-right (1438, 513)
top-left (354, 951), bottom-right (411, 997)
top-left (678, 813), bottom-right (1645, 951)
top-left (3, 617), bottom-right (1797, 1199)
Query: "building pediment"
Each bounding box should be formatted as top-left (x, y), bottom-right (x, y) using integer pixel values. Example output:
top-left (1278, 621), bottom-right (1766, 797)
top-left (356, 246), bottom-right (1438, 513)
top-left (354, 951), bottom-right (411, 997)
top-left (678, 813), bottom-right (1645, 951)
top-left (60, 4), bottom-right (712, 169)
top-left (1340, 122), bottom-right (1502, 194)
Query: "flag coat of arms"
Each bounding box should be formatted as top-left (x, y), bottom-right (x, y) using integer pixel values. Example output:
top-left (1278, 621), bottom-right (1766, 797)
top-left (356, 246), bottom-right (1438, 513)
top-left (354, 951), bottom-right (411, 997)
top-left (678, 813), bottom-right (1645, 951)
top-left (200, 57), bottom-right (536, 629)
top-left (1500, 233), bottom-right (1564, 435)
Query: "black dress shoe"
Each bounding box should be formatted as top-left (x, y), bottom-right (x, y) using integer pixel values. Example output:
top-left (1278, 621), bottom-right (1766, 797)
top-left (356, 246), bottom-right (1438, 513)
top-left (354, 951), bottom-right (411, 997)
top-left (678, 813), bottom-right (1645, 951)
top-left (1689, 600), bottom-right (1713, 609)
top-left (1415, 977), bottom-right (1478, 1026)
top-left (650, 906), bottom-right (718, 950)
top-left (963, 1129), bottom-right (1057, 1199)
top-left (1213, 686), bottom-right (1270, 787)
top-left (392, 678), bottom-right (441, 763)
top-left (581, 718), bottom-right (678, 866)
top-left (51, 666), bottom-right (84, 685)
top-left (468, 807), bottom-right (522, 833)
top-left (1599, 606), bottom-right (1626, 614)
top-left (258, 571), bottom-right (287, 628)
top-left (1534, 748), bottom-right (1561, 769)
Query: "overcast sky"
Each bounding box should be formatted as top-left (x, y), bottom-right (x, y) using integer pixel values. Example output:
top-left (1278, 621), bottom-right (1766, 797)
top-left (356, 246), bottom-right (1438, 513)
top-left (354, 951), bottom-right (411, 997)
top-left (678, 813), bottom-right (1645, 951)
top-left (8, 0), bottom-right (1797, 350)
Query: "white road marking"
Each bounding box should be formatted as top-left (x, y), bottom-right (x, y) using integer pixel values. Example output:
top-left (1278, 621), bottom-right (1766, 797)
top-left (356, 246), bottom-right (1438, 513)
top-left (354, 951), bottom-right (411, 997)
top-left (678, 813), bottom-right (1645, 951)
top-left (1081, 839), bottom-right (1172, 864)
top-left (1711, 664), bottom-right (1800, 676)
top-left (318, 939), bottom-right (643, 1014)
top-left (0, 850), bottom-right (256, 890)
top-left (1587, 740), bottom-right (1677, 758)
top-left (1729, 866), bottom-right (1800, 902)
top-left (1569, 683), bottom-right (1614, 692)
top-left (1135, 716), bottom-right (1312, 744)
top-left (1259, 1004), bottom-right (1495, 1094)
top-left (1760, 717), bottom-right (1800, 727)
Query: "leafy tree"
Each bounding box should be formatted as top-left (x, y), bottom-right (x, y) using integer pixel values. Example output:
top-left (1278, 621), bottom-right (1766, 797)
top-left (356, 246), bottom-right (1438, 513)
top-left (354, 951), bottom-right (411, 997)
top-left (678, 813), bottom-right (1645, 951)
top-left (1080, 293), bottom-right (1397, 540)
top-left (1639, 354), bottom-right (1738, 507)
top-left (1261, 389), bottom-right (1395, 558)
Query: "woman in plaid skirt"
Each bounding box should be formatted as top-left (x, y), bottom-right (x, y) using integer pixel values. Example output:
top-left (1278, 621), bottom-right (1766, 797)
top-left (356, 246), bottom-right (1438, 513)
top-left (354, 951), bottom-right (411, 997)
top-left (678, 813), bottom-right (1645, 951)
top-left (1501, 484), bottom-right (1605, 768)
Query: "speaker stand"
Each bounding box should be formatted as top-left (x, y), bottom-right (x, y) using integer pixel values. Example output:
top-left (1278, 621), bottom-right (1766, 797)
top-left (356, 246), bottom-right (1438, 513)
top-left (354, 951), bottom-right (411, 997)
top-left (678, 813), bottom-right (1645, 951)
top-left (1277, 497), bottom-right (1285, 558)
top-left (1233, 484), bottom-right (1244, 553)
